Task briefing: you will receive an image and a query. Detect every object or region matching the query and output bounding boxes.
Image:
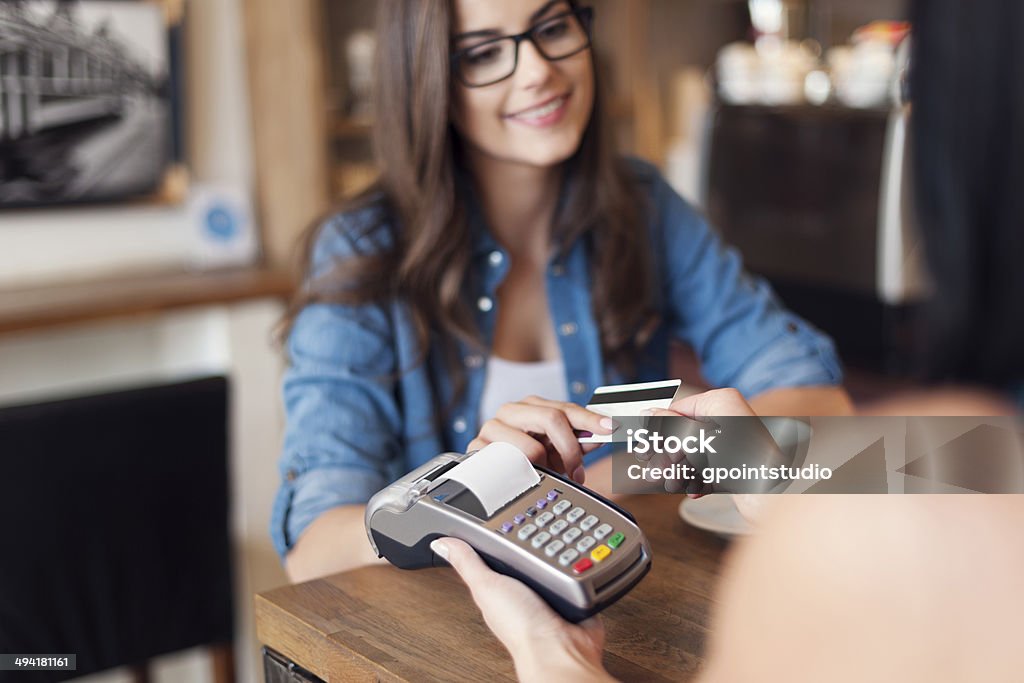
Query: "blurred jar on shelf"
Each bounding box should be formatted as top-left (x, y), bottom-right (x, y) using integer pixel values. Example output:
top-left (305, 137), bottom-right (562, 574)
top-left (345, 29), bottom-right (376, 122)
top-left (828, 22), bottom-right (911, 109)
top-left (716, 40), bottom-right (818, 106)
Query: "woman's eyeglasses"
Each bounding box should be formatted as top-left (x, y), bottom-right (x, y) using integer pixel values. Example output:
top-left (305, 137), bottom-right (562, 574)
top-left (451, 7), bottom-right (594, 88)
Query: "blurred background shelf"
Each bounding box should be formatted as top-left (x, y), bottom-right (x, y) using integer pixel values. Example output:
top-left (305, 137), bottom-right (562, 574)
top-left (331, 116), bottom-right (373, 140)
top-left (0, 267), bottom-right (294, 334)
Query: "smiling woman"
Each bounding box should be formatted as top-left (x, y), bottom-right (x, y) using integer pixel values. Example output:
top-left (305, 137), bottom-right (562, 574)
top-left (450, 1), bottom-right (596, 166)
top-left (271, 0), bottom-right (849, 582)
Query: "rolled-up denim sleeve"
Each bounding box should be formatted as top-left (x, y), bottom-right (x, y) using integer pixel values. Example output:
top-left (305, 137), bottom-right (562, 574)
top-left (651, 170), bottom-right (843, 397)
top-left (270, 213), bottom-right (402, 560)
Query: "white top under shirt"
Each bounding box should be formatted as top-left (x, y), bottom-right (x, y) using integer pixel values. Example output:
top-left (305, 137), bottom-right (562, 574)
top-left (478, 355), bottom-right (568, 424)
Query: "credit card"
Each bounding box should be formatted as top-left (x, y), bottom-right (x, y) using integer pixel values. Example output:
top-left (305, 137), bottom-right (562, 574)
top-left (578, 379), bottom-right (684, 443)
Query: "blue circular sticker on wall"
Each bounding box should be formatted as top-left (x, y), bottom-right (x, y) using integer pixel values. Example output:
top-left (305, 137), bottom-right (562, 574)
top-left (204, 204), bottom-right (239, 242)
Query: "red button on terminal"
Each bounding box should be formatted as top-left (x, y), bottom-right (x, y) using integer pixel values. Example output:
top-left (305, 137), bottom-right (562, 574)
top-left (572, 558), bottom-right (594, 574)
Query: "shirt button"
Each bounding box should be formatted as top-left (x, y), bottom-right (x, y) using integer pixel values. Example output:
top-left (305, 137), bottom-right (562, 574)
top-left (786, 322), bottom-right (799, 333)
top-left (286, 469), bottom-right (298, 482)
top-left (464, 354), bottom-right (484, 368)
top-left (551, 264), bottom-right (566, 277)
top-left (477, 296), bottom-right (493, 312)
top-left (559, 322), bottom-right (578, 336)
top-left (571, 381), bottom-right (588, 395)
top-left (488, 250), bottom-right (504, 267)
top-left (453, 417), bottom-right (468, 433)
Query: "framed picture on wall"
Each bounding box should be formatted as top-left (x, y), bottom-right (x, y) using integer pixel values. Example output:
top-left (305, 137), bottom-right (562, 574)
top-left (0, 0), bottom-right (185, 209)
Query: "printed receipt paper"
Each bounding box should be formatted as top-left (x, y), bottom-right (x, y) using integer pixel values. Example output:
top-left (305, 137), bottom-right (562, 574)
top-left (445, 442), bottom-right (540, 516)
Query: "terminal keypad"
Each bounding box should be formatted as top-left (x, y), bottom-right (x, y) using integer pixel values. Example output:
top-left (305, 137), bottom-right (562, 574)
top-left (497, 486), bottom-right (627, 575)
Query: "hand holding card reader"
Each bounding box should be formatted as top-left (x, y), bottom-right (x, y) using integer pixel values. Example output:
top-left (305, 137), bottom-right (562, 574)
top-left (365, 442), bottom-right (652, 622)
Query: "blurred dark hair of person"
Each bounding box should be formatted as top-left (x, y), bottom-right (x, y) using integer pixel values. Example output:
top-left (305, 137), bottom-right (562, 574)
top-left (909, 0), bottom-right (1024, 396)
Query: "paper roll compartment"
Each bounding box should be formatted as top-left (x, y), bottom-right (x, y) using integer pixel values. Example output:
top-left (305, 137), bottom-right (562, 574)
top-left (441, 442), bottom-right (540, 517)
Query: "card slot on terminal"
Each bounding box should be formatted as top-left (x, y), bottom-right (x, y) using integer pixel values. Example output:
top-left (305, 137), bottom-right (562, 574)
top-left (421, 461), bottom-right (459, 482)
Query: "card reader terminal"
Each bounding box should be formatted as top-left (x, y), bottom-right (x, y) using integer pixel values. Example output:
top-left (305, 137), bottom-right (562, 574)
top-left (365, 442), bottom-right (652, 622)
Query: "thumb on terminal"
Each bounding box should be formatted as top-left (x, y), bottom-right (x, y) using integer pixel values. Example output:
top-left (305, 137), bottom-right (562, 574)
top-left (431, 537), bottom-right (491, 586)
top-left (430, 538), bottom-right (451, 560)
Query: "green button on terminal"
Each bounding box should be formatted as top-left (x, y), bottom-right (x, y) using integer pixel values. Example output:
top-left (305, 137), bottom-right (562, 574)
top-left (607, 532), bottom-right (625, 549)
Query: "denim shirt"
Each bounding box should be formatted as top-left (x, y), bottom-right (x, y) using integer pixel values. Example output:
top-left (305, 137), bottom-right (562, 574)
top-left (270, 158), bottom-right (843, 559)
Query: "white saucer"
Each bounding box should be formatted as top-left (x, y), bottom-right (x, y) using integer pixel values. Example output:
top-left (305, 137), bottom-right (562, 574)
top-left (678, 417), bottom-right (812, 537)
top-left (679, 494), bottom-right (753, 538)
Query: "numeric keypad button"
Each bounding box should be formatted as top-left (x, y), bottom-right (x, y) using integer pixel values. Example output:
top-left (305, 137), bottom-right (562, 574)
top-left (549, 519), bottom-right (569, 535)
top-left (558, 549), bottom-right (580, 566)
top-left (517, 524), bottom-right (537, 540)
top-left (531, 531), bottom-right (552, 548)
top-left (544, 540), bottom-right (565, 557)
top-left (576, 536), bottom-right (596, 553)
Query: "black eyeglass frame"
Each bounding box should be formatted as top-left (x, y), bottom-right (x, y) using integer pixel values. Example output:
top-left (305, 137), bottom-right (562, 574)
top-left (450, 6), bottom-right (595, 88)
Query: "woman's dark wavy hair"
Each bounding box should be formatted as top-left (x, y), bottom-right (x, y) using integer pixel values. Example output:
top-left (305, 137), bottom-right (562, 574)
top-left (910, 0), bottom-right (1024, 386)
top-left (279, 0), bottom-right (657, 400)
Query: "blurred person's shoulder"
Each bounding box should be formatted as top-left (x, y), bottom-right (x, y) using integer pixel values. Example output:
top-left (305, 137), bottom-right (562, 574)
top-left (620, 155), bottom-right (702, 221)
top-left (617, 156), bottom-right (710, 272)
top-left (311, 189), bottom-right (396, 272)
top-left (620, 155), bottom-right (664, 196)
top-left (705, 494), bottom-right (1024, 681)
top-left (301, 189), bottom-right (397, 286)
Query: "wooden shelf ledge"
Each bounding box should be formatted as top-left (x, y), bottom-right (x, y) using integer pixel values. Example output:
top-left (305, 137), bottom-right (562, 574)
top-left (0, 268), bottom-right (296, 335)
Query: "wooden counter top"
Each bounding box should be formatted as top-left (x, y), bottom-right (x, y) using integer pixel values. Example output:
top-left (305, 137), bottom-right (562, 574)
top-left (255, 494), bottom-right (730, 682)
